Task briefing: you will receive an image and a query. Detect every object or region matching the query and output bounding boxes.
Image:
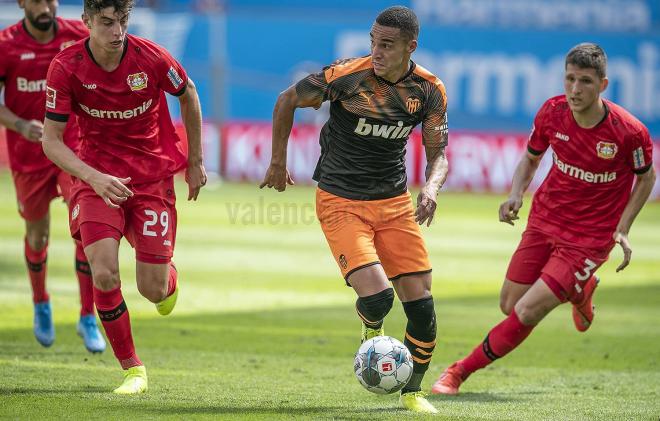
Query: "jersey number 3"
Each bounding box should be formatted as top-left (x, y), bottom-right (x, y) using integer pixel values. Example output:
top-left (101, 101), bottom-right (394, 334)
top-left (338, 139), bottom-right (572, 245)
top-left (574, 258), bottom-right (597, 282)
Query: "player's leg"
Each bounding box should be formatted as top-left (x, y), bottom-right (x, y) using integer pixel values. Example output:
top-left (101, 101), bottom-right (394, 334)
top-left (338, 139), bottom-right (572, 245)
top-left (135, 259), bottom-right (178, 315)
top-left (548, 245), bottom-right (611, 333)
top-left (25, 214), bottom-right (54, 347)
top-left (58, 171), bottom-right (105, 352)
top-left (126, 178), bottom-right (178, 315)
top-left (392, 273), bottom-right (436, 397)
top-left (499, 280), bottom-right (531, 315)
top-left (432, 228), bottom-right (551, 395)
top-left (13, 169), bottom-right (61, 347)
top-left (83, 229), bottom-right (146, 394)
top-left (348, 264), bottom-right (394, 341)
top-left (374, 191), bottom-right (436, 414)
top-left (435, 279), bottom-right (561, 396)
top-left (316, 188), bottom-right (393, 342)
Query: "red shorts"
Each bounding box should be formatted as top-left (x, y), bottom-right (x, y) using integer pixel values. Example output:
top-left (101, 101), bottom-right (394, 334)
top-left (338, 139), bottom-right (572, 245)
top-left (69, 177), bottom-right (177, 262)
top-left (506, 228), bottom-right (613, 303)
top-left (12, 166), bottom-right (73, 221)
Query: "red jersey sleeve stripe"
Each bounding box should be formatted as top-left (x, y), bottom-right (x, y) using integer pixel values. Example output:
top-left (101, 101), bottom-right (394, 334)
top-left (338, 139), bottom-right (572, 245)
top-left (45, 111), bottom-right (69, 122)
top-left (633, 163), bottom-right (653, 174)
top-left (172, 83), bottom-right (187, 97)
top-left (527, 145), bottom-right (544, 156)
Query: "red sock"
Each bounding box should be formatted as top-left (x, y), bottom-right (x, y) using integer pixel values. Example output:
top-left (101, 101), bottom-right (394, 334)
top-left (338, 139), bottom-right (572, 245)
top-left (75, 242), bottom-right (95, 316)
top-left (94, 286), bottom-right (142, 369)
top-left (25, 238), bottom-right (49, 304)
top-left (166, 263), bottom-right (178, 297)
top-left (460, 310), bottom-right (535, 375)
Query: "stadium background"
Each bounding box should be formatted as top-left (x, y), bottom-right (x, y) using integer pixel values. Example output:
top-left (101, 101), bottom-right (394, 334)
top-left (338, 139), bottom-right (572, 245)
top-left (1, 1), bottom-right (659, 420)
top-left (1, 0), bottom-right (660, 194)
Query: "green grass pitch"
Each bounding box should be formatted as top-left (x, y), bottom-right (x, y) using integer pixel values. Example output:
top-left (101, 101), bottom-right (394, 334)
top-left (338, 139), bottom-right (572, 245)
top-left (0, 170), bottom-right (658, 420)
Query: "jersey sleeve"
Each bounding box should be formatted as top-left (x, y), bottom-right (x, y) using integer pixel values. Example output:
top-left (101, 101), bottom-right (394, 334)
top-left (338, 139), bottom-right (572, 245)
top-left (0, 39), bottom-right (8, 82)
top-left (527, 101), bottom-right (551, 155)
top-left (156, 47), bottom-right (188, 97)
top-left (295, 58), bottom-right (365, 108)
top-left (421, 82), bottom-right (448, 148)
top-left (630, 127), bottom-right (654, 174)
top-left (45, 58), bottom-right (73, 122)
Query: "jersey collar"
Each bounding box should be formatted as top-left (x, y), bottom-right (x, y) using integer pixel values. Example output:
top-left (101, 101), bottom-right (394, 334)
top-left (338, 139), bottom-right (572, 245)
top-left (375, 60), bottom-right (416, 86)
top-left (84, 37), bottom-right (129, 70)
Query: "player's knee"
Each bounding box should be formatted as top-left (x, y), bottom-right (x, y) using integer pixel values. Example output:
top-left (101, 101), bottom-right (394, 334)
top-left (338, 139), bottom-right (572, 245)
top-left (356, 288), bottom-right (394, 322)
top-left (26, 230), bottom-right (49, 251)
top-left (513, 302), bottom-right (544, 326)
top-left (499, 297), bottom-right (514, 316)
top-left (137, 276), bottom-right (169, 303)
top-left (402, 296), bottom-right (436, 332)
top-left (92, 266), bottom-right (120, 291)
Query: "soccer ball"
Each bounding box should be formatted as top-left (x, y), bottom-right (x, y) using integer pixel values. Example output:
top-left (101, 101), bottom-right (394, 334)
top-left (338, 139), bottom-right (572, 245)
top-left (354, 336), bottom-right (413, 394)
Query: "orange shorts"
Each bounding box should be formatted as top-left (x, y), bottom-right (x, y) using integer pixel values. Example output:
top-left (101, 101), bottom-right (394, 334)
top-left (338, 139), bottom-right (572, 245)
top-left (315, 187), bottom-right (431, 283)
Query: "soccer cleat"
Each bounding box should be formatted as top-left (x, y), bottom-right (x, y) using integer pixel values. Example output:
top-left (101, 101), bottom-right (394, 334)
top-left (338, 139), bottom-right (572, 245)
top-left (572, 276), bottom-right (600, 332)
top-left (431, 362), bottom-right (467, 395)
top-left (33, 301), bottom-right (55, 347)
top-left (360, 323), bottom-right (384, 343)
top-left (399, 391), bottom-right (438, 414)
top-left (77, 314), bottom-right (106, 353)
top-left (155, 284), bottom-right (178, 316)
top-left (113, 366), bottom-right (148, 395)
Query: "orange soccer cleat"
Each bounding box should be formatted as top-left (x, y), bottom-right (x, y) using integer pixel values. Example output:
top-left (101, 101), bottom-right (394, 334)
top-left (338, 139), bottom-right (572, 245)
top-left (431, 362), bottom-right (466, 395)
top-left (572, 276), bottom-right (600, 332)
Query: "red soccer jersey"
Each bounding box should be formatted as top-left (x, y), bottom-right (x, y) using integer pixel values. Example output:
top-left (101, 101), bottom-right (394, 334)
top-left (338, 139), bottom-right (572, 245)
top-left (0, 18), bottom-right (87, 173)
top-left (527, 95), bottom-right (654, 249)
top-left (45, 34), bottom-right (188, 184)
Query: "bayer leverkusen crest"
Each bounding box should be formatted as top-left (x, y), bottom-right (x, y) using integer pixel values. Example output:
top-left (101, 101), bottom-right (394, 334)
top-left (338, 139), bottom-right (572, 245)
top-left (596, 141), bottom-right (618, 160)
top-left (127, 72), bottom-right (148, 91)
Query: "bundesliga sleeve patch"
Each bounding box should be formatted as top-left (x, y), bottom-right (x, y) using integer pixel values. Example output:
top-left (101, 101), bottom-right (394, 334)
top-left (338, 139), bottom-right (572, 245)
top-left (633, 146), bottom-right (646, 169)
top-left (46, 87), bottom-right (57, 109)
top-left (167, 66), bottom-right (184, 90)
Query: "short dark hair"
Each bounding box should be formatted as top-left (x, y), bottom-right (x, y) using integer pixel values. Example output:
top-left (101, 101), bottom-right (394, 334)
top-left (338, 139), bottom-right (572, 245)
top-left (84, 0), bottom-right (134, 17)
top-left (565, 43), bottom-right (607, 79)
top-left (375, 6), bottom-right (419, 41)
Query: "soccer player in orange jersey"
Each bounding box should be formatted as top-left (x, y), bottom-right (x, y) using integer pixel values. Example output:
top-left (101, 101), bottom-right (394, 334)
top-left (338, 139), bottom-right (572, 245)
top-left (432, 43), bottom-right (656, 396)
top-left (0, 0), bottom-right (105, 352)
top-left (261, 6), bottom-right (448, 414)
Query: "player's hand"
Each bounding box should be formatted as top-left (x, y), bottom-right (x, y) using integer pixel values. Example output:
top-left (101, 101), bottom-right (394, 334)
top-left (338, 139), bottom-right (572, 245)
top-left (260, 163), bottom-right (294, 192)
top-left (89, 173), bottom-right (133, 209)
top-left (16, 119), bottom-right (44, 143)
top-left (499, 196), bottom-right (523, 226)
top-left (186, 161), bottom-right (207, 201)
top-left (613, 231), bottom-right (632, 272)
top-left (415, 189), bottom-right (437, 227)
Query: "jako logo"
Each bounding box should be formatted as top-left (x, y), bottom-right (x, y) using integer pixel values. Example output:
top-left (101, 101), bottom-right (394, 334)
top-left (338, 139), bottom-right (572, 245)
top-left (555, 131), bottom-right (569, 141)
top-left (17, 77), bottom-right (46, 92)
top-left (354, 118), bottom-right (413, 139)
top-left (553, 154), bottom-right (616, 183)
top-left (79, 99), bottom-right (153, 119)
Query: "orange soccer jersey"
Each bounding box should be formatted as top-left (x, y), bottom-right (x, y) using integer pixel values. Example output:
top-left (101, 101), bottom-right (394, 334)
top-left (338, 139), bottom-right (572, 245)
top-left (296, 55), bottom-right (448, 201)
top-left (298, 56), bottom-right (447, 281)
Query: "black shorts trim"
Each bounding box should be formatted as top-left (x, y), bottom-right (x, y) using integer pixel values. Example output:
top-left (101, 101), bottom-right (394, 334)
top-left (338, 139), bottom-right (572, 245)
top-left (389, 269), bottom-right (432, 281)
top-left (344, 261), bottom-right (381, 286)
top-left (527, 145), bottom-right (544, 156)
top-left (633, 163), bottom-right (652, 175)
top-left (45, 112), bottom-right (69, 122)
